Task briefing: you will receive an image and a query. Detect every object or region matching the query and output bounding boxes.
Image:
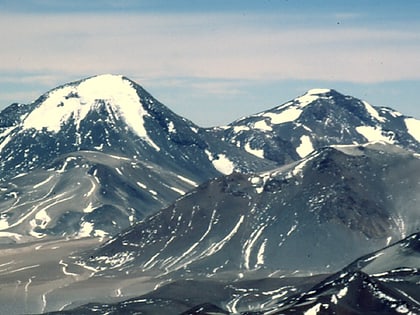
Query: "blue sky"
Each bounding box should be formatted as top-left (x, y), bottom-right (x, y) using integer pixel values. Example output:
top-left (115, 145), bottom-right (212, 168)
top-left (1, 0), bottom-right (419, 126)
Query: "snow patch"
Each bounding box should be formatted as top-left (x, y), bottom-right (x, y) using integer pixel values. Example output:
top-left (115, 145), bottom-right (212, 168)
top-left (78, 221), bottom-right (94, 238)
top-left (364, 251), bottom-right (384, 263)
top-left (169, 186), bottom-right (185, 195)
top-left (0, 126), bottom-right (18, 153)
top-left (244, 142), bottom-right (264, 159)
top-left (94, 229), bottom-right (108, 238)
top-left (304, 303), bottom-right (322, 315)
top-left (0, 215), bottom-right (9, 229)
top-left (264, 107), bottom-right (302, 124)
top-left (363, 101), bottom-right (386, 122)
top-left (296, 135), bottom-right (314, 158)
top-left (307, 88), bottom-right (331, 95)
top-left (405, 118), bottom-right (420, 142)
top-left (201, 215), bottom-right (244, 258)
top-left (212, 154), bottom-right (235, 175)
top-left (331, 287), bottom-right (348, 304)
top-left (83, 202), bottom-right (95, 213)
top-left (286, 223), bottom-right (297, 236)
top-left (297, 88), bottom-right (331, 108)
top-left (249, 174), bottom-right (269, 194)
top-left (356, 126), bottom-right (394, 143)
top-left (395, 305), bottom-right (410, 314)
top-left (136, 182), bottom-right (147, 189)
top-left (337, 287), bottom-right (348, 299)
top-left (253, 119), bottom-right (273, 131)
top-left (233, 125), bottom-right (250, 133)
top-left (0, 232), bottom-right (22, 240)
top-left (243, 224), bottom-right (267, 270)
top-left (176, 175), bottom-right (198, 187)
top-left (35, 209), bottom-right (51, 229)
top-left (33, 175), bottom-right (55, 189)
top-left (205, 150), bottom-right (235, 175)
top-left (167, 121), bottom-right (176, 133)
top-left (256, 239), bottom-right (267, 266)
top-left (94, 251), bottom-right (135, 270)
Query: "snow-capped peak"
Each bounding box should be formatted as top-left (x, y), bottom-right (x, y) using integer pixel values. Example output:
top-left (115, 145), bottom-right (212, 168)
top-left (252, 88), bottom-right (333, 127)
top-left (22, 74), bottom-right (160, 150)
top-left (295, 88), bottom-right (332, 108)
top-left (306, 88), bottom-right (332, 95)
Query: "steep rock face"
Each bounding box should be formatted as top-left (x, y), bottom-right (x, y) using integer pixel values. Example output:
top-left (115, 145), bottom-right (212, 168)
top-left (211, 89), bottom-right (420, 164)
top-left (83, 143), bottom-right (420, 277)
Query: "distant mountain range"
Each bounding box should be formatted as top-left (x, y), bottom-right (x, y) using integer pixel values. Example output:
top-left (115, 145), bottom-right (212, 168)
top-left (1, 75), bottom-right (419, 244)
top-left (0, 74), bottom-right (419, 314)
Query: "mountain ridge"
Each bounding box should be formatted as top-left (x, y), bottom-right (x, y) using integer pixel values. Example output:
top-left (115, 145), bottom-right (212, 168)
top-left (80, 142), bottom-right (420, 278)
top-left (0, 75), bottom-right (419, 314)
top-left (1, 75), bottom-right (419, 244)
top-left (210, 88), bottom-right (420, 165)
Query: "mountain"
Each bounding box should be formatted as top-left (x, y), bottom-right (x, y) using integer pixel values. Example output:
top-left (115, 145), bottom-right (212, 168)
top-left (81, 142), bottom-right (420, 278)
top-left (0, 74), bottom-right (272, 180)
top-left (210, 88), bottom-right (420, 164)
top-left (1, 76), bottom-right (420, 315)
top-left (264, 232), bottom-right (420, 314)
top-left (0, 74), bottom-right (273, 243)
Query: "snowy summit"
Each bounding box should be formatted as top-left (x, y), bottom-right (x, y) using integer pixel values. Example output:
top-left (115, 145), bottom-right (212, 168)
top-left (22, 74), bottom-right (159, 149)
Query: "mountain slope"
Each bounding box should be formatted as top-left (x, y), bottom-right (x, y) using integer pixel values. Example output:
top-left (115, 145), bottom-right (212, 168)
top-left (211, 89), bottom-right (420, 164)
top-left (82, 142), bottom-right (420, 278)
top-left (38, 231), bottom-right (420, 315)
top-left (266, 232), bottom-right (420, 314)
top-left (0, 74), bottom-right (271, 180)
top-left (0, 151), bottom-right (202, 243)
top-left (0, 74), bottom-right (274, 243)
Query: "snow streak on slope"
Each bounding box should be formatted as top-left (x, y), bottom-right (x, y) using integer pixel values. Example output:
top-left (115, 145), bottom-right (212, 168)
top-left (22, 74), bottom-right (160, 150)
top-left (362, 101), bottom-right (386, 122)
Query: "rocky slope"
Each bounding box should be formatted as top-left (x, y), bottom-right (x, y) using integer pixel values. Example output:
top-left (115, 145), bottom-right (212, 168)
top-left (82, 143), bottom-right (420, 278)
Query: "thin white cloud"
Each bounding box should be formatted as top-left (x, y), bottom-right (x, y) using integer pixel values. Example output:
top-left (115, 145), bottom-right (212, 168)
top-left (1, 12), bottom-right (420, 85)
